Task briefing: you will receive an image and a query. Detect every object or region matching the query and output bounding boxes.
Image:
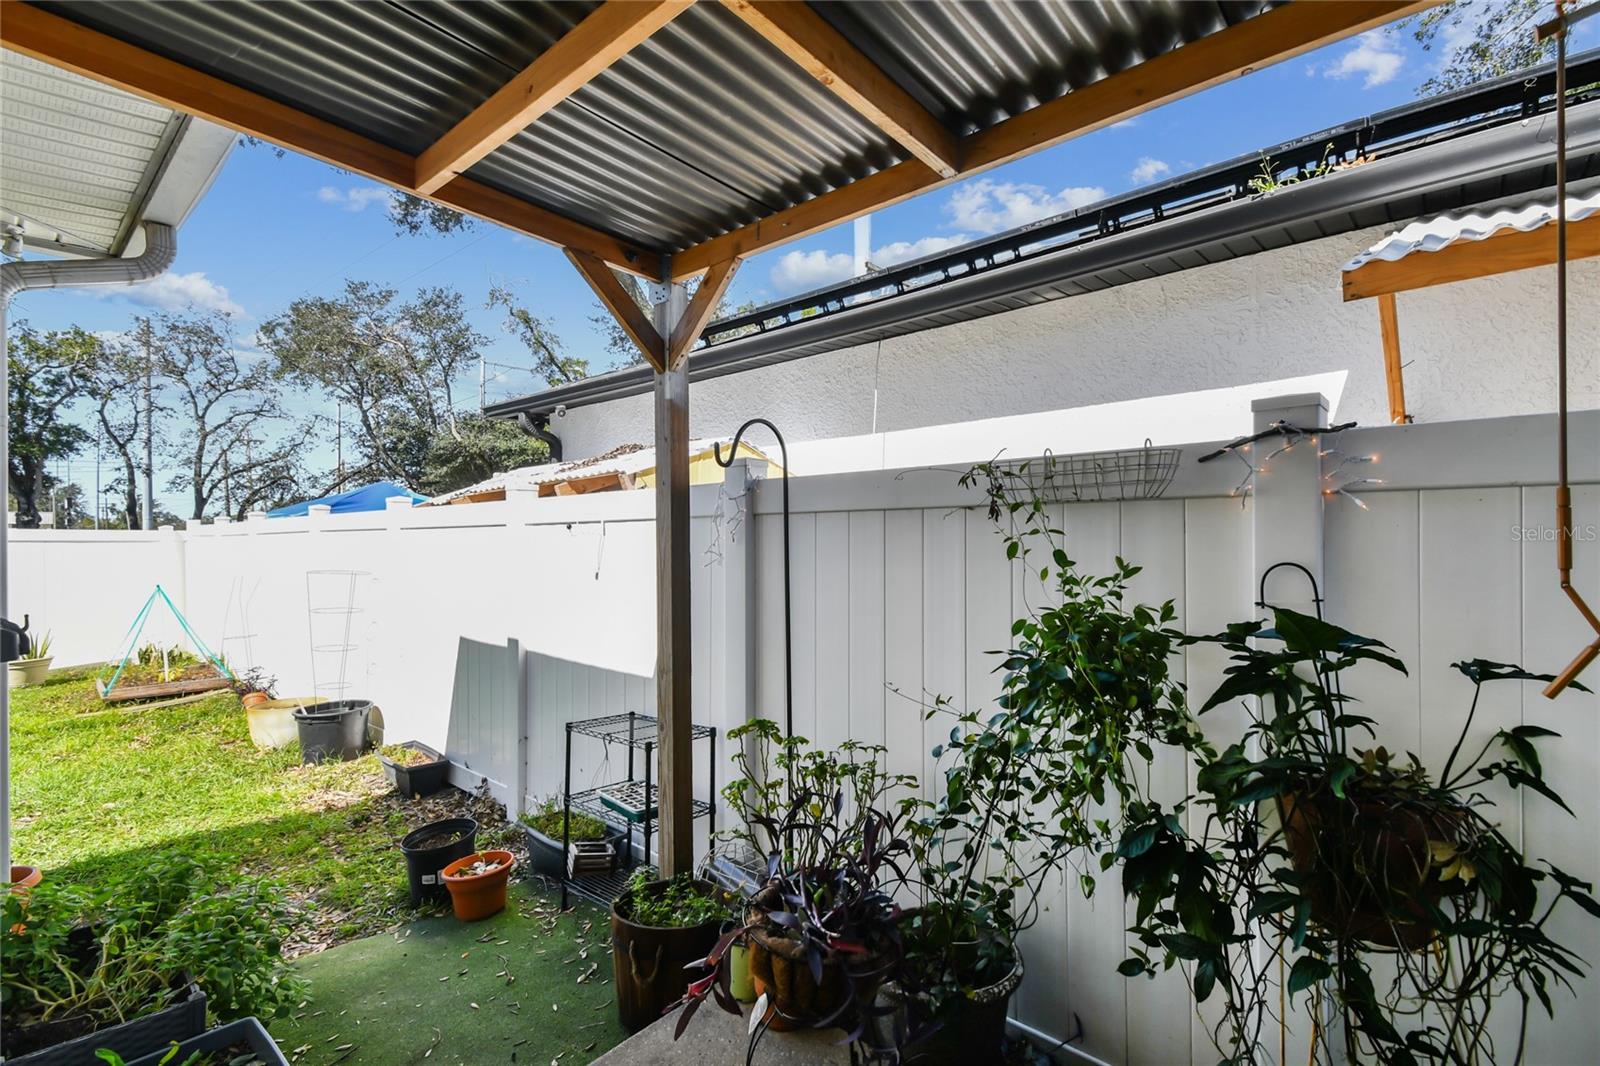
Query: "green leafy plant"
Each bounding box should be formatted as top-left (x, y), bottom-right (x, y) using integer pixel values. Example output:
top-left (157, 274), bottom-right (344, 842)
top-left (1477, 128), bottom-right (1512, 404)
top-left (228, 666), bottom-right (275, 698)
top-left (30, 629), bottom-right (52, 660)
top-left (899, 463), bottom-right (1191, 1006)
top-left (1247, 141), bottom-right (1340, 195)
top-left (518, 798), bottom-right (610, 843)
top-left (1116, 608), bottom-right (1600, 1065)
top-left (2, 850), bottom-right (306, 1051)
top-left (617, 869), bottom-right (728, 929)
top-left (674, 720), bottom-right (915, 1046)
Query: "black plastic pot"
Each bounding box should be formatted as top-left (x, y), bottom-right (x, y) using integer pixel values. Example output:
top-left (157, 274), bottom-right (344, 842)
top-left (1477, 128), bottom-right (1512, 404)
top-left (399, 817), bottom-right (478, 906)
top-left (523, 821), bottom-right (628, 879)
top-left (126, 1017), bottom-right (287, 1066)
top-left (292, 699), bottom-right (372, 764)
top-left (4, 979), bottom-right (206, 1066)
top-left (379, 741), bottom-right (451, 797)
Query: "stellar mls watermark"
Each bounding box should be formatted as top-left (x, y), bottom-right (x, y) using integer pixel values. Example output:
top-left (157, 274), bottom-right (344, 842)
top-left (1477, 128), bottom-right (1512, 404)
top-left (1511, 523), bottom-right (1599, 542)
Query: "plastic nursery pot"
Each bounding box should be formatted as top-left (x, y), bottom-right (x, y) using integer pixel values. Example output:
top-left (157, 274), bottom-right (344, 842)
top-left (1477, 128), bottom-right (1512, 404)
top-left (440, 850), bottom-right (515, 921)
top-left (292, 699), bottom-right (373, 763)
top-left (399, 817), bottom-right (478, 906)
top-left (378, 741), bottom-right (451, 798)
top-left (869, 949), bottom-right (1024, 1063)
top-left (125, 1017), bottom-right (288, 1066)
top-left (522, 821), bottom-right (629, 879)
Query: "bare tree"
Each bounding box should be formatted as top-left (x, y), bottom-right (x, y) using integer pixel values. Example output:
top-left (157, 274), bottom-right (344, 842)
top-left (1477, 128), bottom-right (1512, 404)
top-left (81, 321), bottom-right (154, 528)
top-left (146, 310), bottom-right (308, 521)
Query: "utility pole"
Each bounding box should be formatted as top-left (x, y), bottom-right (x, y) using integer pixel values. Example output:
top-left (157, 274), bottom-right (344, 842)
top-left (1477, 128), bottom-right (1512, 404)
top-left (335, 402), bottom-right (344, 487)
top-left (479, 354), bottom-right (487, 411)
top-left (93, 419), bottom-right (101, 530)
top-left (140, 318), bottom-right (154, 530)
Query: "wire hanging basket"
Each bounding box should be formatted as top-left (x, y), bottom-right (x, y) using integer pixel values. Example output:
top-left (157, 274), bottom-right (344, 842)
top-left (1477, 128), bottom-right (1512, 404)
top-left (991, 441), bottom-right (1182, 503)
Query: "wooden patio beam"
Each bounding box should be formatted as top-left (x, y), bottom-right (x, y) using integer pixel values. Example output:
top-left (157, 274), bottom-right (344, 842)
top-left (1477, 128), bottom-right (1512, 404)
top-left (567, 250), bottom-right (665, 372)
top-left (1376, 293), bottom-right (1408, 424)
top-left (667, 259), bottom-right (739, 368)
top-left (719, 0), bottom-right (959, 179)
top-left (1343, 212), bottom-right (1600, 300)
top-left (414, 1), bottom-right (692, 195)
top-left (0, 0), bottom-right (664, 280)
top-left (672, 0), bottom-right (1433, 278)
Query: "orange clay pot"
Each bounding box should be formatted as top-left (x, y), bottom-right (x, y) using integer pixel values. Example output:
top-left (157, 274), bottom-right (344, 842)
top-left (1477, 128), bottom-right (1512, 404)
top-left (440, 850), bottom-right (514, 921)
top-left (9, 865), bottom-right (42, 933)
top-left (240, 691), bottom-right (271, 709)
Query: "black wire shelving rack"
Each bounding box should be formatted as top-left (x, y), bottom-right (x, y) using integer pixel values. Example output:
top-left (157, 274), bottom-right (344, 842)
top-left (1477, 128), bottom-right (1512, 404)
top-left (558, 712), bottom-right (717, 908)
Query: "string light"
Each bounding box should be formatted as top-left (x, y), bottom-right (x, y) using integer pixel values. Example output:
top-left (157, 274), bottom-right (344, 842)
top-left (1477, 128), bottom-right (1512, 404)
top-left (1204, 420), bottom-right (1378, 510)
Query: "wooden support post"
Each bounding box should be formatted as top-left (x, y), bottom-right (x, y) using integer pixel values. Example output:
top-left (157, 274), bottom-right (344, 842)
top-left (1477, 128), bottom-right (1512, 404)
top-left (1376, 292), bottom-right (1408, 424)
top-left (653, 280), bottom-right (694, 877)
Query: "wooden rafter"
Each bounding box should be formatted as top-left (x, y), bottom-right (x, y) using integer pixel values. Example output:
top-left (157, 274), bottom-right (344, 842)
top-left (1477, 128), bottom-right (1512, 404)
top-left (667, 259), bottom-right (739, 368)
top-left (415, 1), bottom-right (691, 195)
top-left (1343, 212), bottom-right (1600, 300)
top-left (672, 0), bottom-right (1431, 278)
top-left (0, 0), bottom-right (663, 279)
top-left (719, 0), bottom-right (959, 179)
top-left (567, 250), bottom-right (665, 372)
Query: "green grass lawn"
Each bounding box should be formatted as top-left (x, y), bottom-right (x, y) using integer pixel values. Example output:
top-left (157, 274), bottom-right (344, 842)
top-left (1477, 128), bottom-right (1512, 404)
top-left (10, 667), bottom-right (506, 949)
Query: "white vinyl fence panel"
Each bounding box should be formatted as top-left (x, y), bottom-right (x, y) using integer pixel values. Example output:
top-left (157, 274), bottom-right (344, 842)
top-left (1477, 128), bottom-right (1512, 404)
top-left (10, 403), bottom-right (1600, 1065)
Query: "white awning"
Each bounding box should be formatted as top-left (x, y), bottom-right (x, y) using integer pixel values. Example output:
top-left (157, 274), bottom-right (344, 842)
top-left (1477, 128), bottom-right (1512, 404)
top-left (1342, 188), bottom-right (1600, 273)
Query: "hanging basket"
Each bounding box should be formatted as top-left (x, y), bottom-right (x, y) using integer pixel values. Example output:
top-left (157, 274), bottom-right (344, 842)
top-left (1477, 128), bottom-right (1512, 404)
top-left (990, 441), bottom-right (1180, 503)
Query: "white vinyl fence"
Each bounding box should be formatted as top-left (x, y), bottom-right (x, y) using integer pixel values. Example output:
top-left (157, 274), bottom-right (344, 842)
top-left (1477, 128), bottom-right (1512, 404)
top-left (10, 395), bottom-right (1600, 1065)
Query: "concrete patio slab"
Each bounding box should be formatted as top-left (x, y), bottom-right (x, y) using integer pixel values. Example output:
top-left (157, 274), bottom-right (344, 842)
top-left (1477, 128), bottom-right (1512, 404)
top-left (592, 1005), bottom-right (852, 1065)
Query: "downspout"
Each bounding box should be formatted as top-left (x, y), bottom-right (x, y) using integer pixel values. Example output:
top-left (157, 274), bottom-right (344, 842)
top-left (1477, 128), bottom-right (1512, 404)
top-left (518, 412), bottom-right (563, 462)
top-left (1, 221), bottom-right (177, 877)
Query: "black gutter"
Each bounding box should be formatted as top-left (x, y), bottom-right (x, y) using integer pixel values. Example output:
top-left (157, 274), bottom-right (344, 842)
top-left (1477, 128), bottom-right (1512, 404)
top-left (488, 52), bottom-right (1600, 421)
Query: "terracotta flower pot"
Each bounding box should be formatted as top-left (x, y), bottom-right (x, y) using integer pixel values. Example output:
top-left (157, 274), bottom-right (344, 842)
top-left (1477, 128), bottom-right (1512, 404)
top-left (441, 850), bottom-right (514, 921)
top-left (1278, 789), bottom-right (1465, 950)
top-left (240, 691), bottom-right (271, 709)
top-left (747, 925), bottom-right (880, 1032)
top-left (9, 864), bottom-right (42, 933)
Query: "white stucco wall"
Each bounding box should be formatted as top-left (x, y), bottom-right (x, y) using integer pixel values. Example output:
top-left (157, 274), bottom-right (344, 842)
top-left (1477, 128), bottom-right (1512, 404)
top-left (552, 223), bottom-right (1600, 464)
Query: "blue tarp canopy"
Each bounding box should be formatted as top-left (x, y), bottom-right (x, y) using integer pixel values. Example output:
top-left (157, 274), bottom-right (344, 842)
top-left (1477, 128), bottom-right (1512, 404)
top-left (268, 481), bottom-right (426, 517)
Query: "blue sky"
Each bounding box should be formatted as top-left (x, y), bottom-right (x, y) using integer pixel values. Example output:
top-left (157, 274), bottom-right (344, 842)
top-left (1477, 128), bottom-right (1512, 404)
top-left (13, 7), bottom-right (1593, 511)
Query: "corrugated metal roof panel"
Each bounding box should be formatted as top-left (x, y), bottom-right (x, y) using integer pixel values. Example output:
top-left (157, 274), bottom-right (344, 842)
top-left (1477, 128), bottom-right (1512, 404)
top-left (1343, 189), bottom-right (1600, 270)
top-left (1, 48), bottom-right (179, 251)
top-left (31, 0), bottom-right (595, 156)
top-left (473, 2), bottom-right (902, 250)
top-left (819, 0), bottom-right (1276, 134)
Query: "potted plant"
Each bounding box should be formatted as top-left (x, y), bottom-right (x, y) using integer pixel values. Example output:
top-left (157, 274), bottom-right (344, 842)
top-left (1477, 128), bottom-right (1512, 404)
top-left (118, 1017), bottom-right (289, 1065)
top-left (518, 798), bottom-right (628, 878)
top-left (1, 851), bottom-right (304, 1064)
top-left (612, 868), bottom-right (729, 1034)
top-left (229, 667), bottom-right (276, 709)
top-left (866, 462), bottom-right (1194, 1061)
top-left (377, 741), bottom-right (451, 797)
top-left (1116, 607), bottom-right (1600, 1065)
top-left (440, 850), bottom-right (515, 921)
top-left (671, 720), bottom-right (915, 1051)
top-left (9, 630), bottom-right (53, 687)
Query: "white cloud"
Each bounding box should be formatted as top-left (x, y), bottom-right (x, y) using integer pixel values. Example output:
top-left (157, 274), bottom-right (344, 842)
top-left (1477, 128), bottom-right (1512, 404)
top-left (1325, 30), bottom-right (1404, 89)
top-left (945, 179), bottom-right (1106, 234)
top-left (871, 234), bottom-right (970, 266)
top-left (1130, 157), bottom-right (1171, 184)
top-left (770, 248), bottom-right (854, 292)
top-left (316, 185), bottom-right (394, 212)
top-left (122, 272), bottom-right (244, 316)
top-left (769, 234), bottom-right (977, 293)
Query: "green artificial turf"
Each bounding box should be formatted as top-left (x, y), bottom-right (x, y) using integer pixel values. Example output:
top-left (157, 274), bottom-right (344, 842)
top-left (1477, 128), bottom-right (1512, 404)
top-left (9, 668), bottom-right (449, 947)
top-left (273, 883), bottom-right (627, 1066)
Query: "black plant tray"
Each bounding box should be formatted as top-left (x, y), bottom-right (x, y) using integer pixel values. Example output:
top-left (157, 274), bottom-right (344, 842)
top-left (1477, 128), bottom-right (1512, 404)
top-left (379, 741), bottom-right (450, 797)
top-left (126, 1017), bottom-right (288, 1066)
top-left (5, 979), bottom-right (206, 1066)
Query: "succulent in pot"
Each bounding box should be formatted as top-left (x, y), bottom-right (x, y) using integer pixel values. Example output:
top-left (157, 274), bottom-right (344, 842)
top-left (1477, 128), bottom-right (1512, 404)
top-left (670, 720), bottom-right (916, 1050)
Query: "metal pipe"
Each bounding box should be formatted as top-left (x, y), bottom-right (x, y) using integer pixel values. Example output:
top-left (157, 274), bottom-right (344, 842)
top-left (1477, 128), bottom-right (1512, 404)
top-left (0, 221), bottom-right (178, 877)
top-left (1537, 10), bottom-right (1600, 699)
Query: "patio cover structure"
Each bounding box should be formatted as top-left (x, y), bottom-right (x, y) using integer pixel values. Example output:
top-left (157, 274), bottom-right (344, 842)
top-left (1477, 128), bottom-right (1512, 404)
top-left (1, 0), bottom-right (1430, 875)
